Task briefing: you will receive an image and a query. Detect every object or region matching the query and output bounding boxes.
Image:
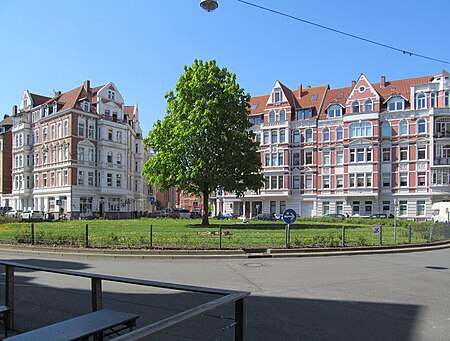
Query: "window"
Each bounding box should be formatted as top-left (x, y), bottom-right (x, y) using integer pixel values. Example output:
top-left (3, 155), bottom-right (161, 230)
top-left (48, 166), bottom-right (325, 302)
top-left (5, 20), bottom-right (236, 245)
top-left (336, 175), bottom-right (343, 188)
top-left (357, 173), bottom-right (365, 187)
top-left (336, 150), bottom-right (343, 164)
top-left (382, 147), bottom-right (391, 162)
top-left (445, 92), bottom-right (449, 107)
top-left (108, 129), bottom-right (113, 141)
top-left (63, 170), bottom-right (68, 185)
top-left (399, 201), bottom-right (407, 216)
top-left (399, 173), bottom-right (408, 187)
top-left (278, 152), bottom-right (284, 166)
top-left (279, 109), bottom-right (286, 121)
top-left (292, 175), bottom-right (300, 189)
top-left (263, 131), bottom-right (269, 144)
top-left (305, 129), bottom-right (313, 142)
top-left (88, 124), bottom-right (95, 139)
top-left (264, 177), bottom-right (269, 189)
top-left (311, 94), bottom-right (318, 101)
top-left (352, 201), bottom-right (360, 215)
top-left (399, 120), bottom-right (408, 135)
top-left (107, 173), bottom-right (113, 187)
top-left (108, 90), bottom-right (115, 100)
top-left (364, 99), bottom-right (373, 111)
top-left (417, 119), bottom-right (426, 134)
top-left (77, 170), bottom-right (84, 185)
top-left (417, 172), bottom-right (426, 186)
top-left (381, 122), bottom-right (391, 137)
top-left (304, 150), bottom-right (313, 165)
top-left (430, 92), bottom-right (436, 108)
top-left (417, 144), bottom-right (426, 160)
top-left (280, 130), bottom-right (286, 143)
top-left (42, 127), bottom-right (48, 142)
top-left (365, 201), bottom-right (372, 215)
top-left (293, 152), bottom-right (300, 166)
top-left (351, 101), bottom-right (360, 113)
top-left (305, 174), bottom-right (313, 188)
top-left (323, 128), bottom-right (330, 142)
top-left (336, 201), bottom-right (344, 214)
top-left (117, 153), bottom-right (122, 165)
top-left (382, 201), bottom-right (390, 214)
top-left (265, 154), bottom-right (270, 167)
top-left (349, 122), bottom-right (372, 137)
top-left (78, 121), bottom-right (85, 137)
top-left (417, 201), bottom-right (425, 216)
top-left (42, 151), bottom-right (48, 164)
top-left (88, 172), bottom-right (94, 186)
top-left (248, 116), bottom-right (261, 125)
top-left (280, 201), bottom-right (286, 214)
top-left (83, 101), bottom-right (90, 112)
top-left (271, 130), bottom-right (277, 143)
top-left (78, 147), bottom-right (85, 161)
top-left (51, 125), bottom-right (55, 140)
top-left (336, 127), bottom-right (343, 141)
top-left (323, 202), bottom-right (330, 215)
top-left (271, 153), bottom-right (277, 166)
top-left (399, 145), bottom-right (408, 161)
top-left (382, 173), bottom-right (391, 187)
top-left (116, 131), bottom-right (122, 142)
top-left (296, 108), bottom-right (312, 120)
top-left (416, 93), bottom-right (426, 109)
top-left (274, 91), bottom-right (280, 103)
top-left (322, 150), bottom-right (330, 165)
top-left (327, 105), bottom-right (342, 118)
top-left (270, 201), bottom-right (276, 214)
top-left (322, 176), bottom-right (330, 189)
top-left (278, 175), bottom-right (284, 189)
top-left (88, 149), bottom-right (95, 162)
top-left (269, 110), bottom-right (276, 122)
top-left (350, 147), bottom-right (371, 163)
top-left (107, 152), bottom-right (113, 164)
top-left (105, 109), bottom-right (110, 116)
top-left (388, 97), bottom-right (404, 111)
top-left (116, 174), bottom-right (121, 188)
top-left (292, 130), bottom-right (300, 143)
top-left (64, 120), bottom-right (69, 136)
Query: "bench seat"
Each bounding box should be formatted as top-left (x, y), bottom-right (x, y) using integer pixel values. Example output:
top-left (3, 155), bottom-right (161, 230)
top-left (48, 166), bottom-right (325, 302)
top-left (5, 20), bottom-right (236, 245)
top-left (4, 309), bottom-right (139, 341)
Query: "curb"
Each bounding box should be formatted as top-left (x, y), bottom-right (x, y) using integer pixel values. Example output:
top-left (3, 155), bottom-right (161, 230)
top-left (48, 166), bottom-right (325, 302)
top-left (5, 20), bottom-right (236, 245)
top-left (0, 240), bottom-right (449, 259)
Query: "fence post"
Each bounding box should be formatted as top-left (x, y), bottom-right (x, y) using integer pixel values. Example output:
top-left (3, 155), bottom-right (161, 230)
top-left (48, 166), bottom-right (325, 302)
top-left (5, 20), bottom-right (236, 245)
top-left (235, 297), bottom-right (248, 341)
top-left (5, 265), bottom-right (14, 330)
top-left (407, 225), bottom-right (412, 243)
top-left (31, 223), bottom-right (35, 245)
top-left (285, 224), bottom-right (290, 249)
top-left (85, 224), bottom-right (89, 248)
top-left (219, 225), bottom-right (222, 250)
top-left (379, 224), bottom-right (383, 246)
top-left (429, 224), bottom-right (434, 242)
top-left (150, 225), bottom-right (153, 249)
top-left (394, 220), bottom-right (397, 244)
top-left (341, 225), bottom-right (345, 248)
top-left (91, 277), bottom-right (102, 312)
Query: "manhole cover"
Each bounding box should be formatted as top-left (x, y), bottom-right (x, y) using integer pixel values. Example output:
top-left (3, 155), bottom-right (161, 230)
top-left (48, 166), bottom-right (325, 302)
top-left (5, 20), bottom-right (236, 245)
top-left (425, 266), bottom-right (448, 270)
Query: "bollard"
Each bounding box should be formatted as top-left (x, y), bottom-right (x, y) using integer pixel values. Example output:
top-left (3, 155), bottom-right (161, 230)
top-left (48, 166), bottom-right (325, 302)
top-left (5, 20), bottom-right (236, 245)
top-left (150, 225), bottom-right (153, 249)
top-left (31, 223), bottom-right (35, 245)
top-left (341, 225), bottom-right (345, 248)
top-left (85, 224), bottom-right (89, 248)
top-left (407, 225), bottom-right (412, 243)
top-left (219, 225), bottom-right (222, 250)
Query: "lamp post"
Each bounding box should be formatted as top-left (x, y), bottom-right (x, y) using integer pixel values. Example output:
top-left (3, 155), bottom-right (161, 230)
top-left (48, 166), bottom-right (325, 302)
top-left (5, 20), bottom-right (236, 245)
top-left (200, 0), bottom-right (218, 12)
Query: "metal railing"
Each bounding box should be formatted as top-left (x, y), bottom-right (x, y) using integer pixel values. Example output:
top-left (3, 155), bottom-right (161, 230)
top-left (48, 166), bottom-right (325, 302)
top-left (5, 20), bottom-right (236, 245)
top-left (0, 260), bottom-right (249, 340)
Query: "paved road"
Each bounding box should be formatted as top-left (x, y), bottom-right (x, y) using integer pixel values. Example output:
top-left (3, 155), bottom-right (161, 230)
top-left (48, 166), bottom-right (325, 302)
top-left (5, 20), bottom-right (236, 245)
top-left (0, 249), bottom-right (449, 340)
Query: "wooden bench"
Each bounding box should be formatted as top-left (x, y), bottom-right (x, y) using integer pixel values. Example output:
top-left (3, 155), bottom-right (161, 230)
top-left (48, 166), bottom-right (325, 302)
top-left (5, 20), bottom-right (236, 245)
top-left (4, 309), bottom-right (139, 341)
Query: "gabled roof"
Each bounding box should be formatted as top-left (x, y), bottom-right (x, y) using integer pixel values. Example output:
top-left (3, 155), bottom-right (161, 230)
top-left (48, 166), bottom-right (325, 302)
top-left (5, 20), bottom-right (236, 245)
top-left (124, 105), bottom-right (135, 119)
top-left (278, 81), bottom-right (299, 108)
top-left (30, 93), bottom-right (51, 107)
top-left (293, 85), bottom-right (328, 115)
top-left (249, 95), bottom-right (269, 115)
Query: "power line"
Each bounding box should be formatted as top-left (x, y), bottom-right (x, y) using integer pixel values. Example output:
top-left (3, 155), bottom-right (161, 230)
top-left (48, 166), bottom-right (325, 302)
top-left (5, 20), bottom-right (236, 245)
top-left (237, 0), bottom-right (450, 65)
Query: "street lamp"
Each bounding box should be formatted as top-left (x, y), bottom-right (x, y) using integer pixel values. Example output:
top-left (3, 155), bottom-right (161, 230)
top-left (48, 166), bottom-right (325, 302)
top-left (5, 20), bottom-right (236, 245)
top-left (200, 0), bottom-right (218, 12)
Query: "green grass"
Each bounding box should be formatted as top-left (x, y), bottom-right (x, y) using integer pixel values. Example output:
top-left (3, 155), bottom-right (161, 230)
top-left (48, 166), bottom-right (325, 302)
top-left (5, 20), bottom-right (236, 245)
top-left (0, 217), bottom-right (445, 250)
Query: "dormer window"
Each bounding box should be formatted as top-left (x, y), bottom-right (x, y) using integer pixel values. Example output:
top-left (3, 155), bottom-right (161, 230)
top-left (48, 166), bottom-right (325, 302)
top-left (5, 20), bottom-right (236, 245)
top-left (416, 93), bottom-right (426, 109)
top-left (53, 102), bottom-right (58, 114)
top-left (311, 94), bottom-right (318, 101)
top-left (296, 108), bottom-right (312, 120)
top-left (252, 103), bottom-right (258, 110)
top-left (83, 101), bottom-right (90, 112)
top-left (44, 105), bottom-right (49, 117)
top-left (364, 99), bottom-right (373, 111)
top-left (327, 104), bottom-right (342, 118)
top-left (105, 109), bottom-right (110, 116)
top-left (108, 90), bottom-right (115, 100)
top-left (351, 101), bottom-right (360, 113)
top-left (274, 90), bottom-right (281, 103)
top-left (387, 97), bottom-right (404, 111)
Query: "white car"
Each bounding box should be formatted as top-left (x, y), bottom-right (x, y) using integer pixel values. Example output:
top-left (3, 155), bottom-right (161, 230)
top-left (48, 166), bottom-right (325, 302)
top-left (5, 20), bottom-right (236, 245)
top-left (5, 209), bottom-right (22, 218)
top-left (20, 210), bottom-right (44, 221)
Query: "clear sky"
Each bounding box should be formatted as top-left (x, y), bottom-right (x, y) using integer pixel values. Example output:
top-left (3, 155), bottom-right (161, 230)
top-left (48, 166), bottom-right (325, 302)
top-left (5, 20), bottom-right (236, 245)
top-left (1, 0), bottom-right (449, 135)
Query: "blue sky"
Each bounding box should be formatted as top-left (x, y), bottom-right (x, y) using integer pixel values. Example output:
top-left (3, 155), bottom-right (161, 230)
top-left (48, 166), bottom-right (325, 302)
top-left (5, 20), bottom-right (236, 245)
top-left (1, 0), bottom-right (449, 134)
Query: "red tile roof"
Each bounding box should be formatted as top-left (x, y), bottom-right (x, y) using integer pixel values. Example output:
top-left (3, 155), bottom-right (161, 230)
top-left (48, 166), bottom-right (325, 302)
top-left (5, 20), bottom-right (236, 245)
top-left (30, 93), bottom-right (51, 106)
top-left (124, 105), bottom-right (135, 119)
top-left (293, 85), bottom-right (328, 116)
top-left (249, 95), bottom-right (269, 115)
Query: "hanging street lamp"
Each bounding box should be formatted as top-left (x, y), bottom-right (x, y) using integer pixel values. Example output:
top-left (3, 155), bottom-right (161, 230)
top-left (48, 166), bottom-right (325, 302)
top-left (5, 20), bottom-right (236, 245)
top-left (200, 0), bottom-right (219, 12)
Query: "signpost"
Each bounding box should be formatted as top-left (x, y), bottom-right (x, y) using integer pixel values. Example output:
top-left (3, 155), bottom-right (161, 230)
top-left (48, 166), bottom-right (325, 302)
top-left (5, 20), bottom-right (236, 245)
top-left (372, 225), bottom-right (383, 245)
top-left (283, 209), bottom-right (297, 248)
top-left (193, 201), bottom-right (199, 208)
top-left (149, 196), bottom-right (155, 205)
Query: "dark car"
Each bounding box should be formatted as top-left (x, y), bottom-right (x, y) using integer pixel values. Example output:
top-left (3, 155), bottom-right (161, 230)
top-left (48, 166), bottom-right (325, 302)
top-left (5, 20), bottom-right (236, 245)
top-left (370, 213), bottom-right (388, 219)
top-left (322, 213), bottom-right (345, 218)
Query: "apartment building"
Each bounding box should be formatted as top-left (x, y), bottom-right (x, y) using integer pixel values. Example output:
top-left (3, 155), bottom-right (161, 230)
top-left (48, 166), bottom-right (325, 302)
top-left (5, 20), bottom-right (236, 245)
top-left (214, 70), bottom-right (450, 220)
top-left (7, 80), bottom-right (151, 219)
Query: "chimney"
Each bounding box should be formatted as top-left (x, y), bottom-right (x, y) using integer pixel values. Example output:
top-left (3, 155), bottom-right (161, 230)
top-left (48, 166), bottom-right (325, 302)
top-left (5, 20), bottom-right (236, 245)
top-left (11, 105), bottom-right (17, 116)
top-left (54, 90), bottom-right (61, 97)
top-left (381, 76), bottom-right (386, 88)
top-left (351, 80), bottom-right (356, 87)
top-left (83, 80), bottom-right (91, 93)
top-left (298, 84), bottom-right (302, 98)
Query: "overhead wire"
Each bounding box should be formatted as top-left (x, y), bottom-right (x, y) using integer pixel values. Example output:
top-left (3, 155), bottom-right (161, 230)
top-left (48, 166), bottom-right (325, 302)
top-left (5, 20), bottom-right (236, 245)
top-left (236, 0), bottom-right (450, 65)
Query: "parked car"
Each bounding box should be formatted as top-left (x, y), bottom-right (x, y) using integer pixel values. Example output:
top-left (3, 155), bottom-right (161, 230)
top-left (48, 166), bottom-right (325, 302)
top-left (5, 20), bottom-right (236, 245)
top-left (253, 213), bottom-right (275, 221)
top-left (20, 210), bottom-right (44, 221)
top-left (322, 213), bottom-right (345, 218)
top-left (370, 213), bottom-right (388, 219)
top-left (155, 209), bottom-right (171, 218)
top-left (169, 208), bottom-right (191, 219)
top-left (5, 209), bottom-right (22, 218)
top-left (0, 207), bottom-right (12, 216)
top-left (190, 209), bottom-right (202, 219)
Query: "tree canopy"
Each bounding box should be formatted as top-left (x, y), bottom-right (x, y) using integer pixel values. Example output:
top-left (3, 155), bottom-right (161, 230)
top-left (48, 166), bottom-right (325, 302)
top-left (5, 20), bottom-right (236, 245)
top-left (142, 59), bottom-right (264, 225)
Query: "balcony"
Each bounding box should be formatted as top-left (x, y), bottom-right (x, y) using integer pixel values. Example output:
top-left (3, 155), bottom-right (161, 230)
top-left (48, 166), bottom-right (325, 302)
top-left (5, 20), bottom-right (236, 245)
top-left (261, 120), bottom-right (289, 129)
top-left (434, 158), bottom-right (450, 165)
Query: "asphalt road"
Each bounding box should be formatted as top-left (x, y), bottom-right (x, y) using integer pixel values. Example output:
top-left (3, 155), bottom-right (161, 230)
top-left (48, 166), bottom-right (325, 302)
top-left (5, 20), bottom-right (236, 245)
top-left (0, 249), bottom-right (449, 341)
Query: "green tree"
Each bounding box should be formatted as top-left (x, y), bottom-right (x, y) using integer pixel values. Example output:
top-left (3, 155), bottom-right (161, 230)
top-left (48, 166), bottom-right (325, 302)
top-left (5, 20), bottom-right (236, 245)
top-left (143, 60), bottom-right (263, 225)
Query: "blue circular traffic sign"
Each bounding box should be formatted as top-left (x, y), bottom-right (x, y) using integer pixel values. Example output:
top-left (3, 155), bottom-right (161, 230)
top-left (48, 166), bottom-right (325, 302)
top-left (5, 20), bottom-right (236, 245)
top-left (283, 209), bottom-right (297, 224)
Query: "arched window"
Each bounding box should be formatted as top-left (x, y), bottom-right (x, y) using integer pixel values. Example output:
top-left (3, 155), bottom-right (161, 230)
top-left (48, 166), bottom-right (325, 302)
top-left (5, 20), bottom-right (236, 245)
top-left (352, 101), bottom-right (360, 113)
top-left (430, 92), bottom-right (436, 108)
top-left (364, 99), bottom-right (373, 112)
top-left (416, 93), bottom-right (426, 109)
top-left (292, 130), bottom-right (300, 143)
top-left (280, 130), bottom-right (286, 143)
top-left (381, 122), bottom-right (391, 137)
top-left (279, 109), bottom-right (286, 121)
top-left (399, 120), bottom-right (408, 135)
top-left (269, 110), bottom-right (276, 122)
top-left (336, 127), bottom-right (343, 140)
top-left (323, 128), bottom-right (330, 141)
top-left (417, 118), bottom-right (426, 134)
top-left (349, 122), bottom-right (372, 138)
top-left (305, 129), bottom-right (313, 142)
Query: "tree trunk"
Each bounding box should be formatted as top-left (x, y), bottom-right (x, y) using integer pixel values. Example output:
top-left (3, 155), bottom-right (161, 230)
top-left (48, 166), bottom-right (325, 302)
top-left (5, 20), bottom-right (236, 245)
top-left (201, 191), bottom-right (210, 226)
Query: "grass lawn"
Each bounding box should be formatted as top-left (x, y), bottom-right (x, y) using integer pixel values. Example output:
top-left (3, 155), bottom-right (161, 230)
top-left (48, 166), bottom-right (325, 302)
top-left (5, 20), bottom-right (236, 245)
top-left (0, 217), bottom-right (443, 250)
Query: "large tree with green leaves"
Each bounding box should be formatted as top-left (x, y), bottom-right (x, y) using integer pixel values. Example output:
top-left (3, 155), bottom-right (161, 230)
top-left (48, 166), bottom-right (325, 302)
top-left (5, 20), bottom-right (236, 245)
top-left (143, 59), bottom-right (264, 225)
